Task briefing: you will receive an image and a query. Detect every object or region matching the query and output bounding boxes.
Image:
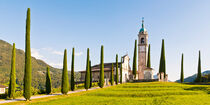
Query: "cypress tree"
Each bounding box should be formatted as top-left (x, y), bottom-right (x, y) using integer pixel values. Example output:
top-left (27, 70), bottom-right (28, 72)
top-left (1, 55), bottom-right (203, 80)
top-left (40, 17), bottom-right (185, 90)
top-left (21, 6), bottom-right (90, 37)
top-left (132, 40), bottom-right (137, 79)
top-left (120, 57), bottom-right (123, 84)
top-left (115, 54), bottom-right (119, 85)
top-left (84, 48), bottom-right (90, 90)
top-left (8, 43), bottom-right (16, 99)
top-left (89, 60), bottom-right (92, 88)
top-left (99, 45), bottom-right (104, 88)
top-left (196, 51), bottom-right (202, 82)
top-left (46, 67), bottom-right (52, 94)
top-left (159, 39), bottom-right (166, 79)
top-left (147, 44), bottom-right (151, 68)
top-left (24, 8), bottom-right (32, 101)
top-left (180, 54), bottom-right (184, 83)
top-left (110, 63), bottom-right (114, 85)
top-left (61, 49), bottom-right (69, 94)
top-left (70, 48), bottom-right (75, 91)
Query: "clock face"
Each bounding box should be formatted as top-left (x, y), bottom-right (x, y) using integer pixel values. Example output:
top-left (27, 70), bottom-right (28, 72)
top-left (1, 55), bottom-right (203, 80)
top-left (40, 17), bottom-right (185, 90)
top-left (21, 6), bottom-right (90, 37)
top-left (140, 46), bottom-right (145, 51)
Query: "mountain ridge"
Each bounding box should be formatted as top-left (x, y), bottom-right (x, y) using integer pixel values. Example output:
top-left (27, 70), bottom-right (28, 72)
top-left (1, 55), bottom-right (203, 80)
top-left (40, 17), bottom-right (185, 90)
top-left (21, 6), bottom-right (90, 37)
top-left (176, 70), bottom-right (210, 82)
top-left (0, 39), bottom-right (65, 89)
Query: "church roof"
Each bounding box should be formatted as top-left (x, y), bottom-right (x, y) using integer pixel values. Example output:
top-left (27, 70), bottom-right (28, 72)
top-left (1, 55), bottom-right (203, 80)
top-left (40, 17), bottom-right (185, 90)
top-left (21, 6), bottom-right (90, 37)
top-left (0, 84), bottom-right (7, 88)
top-left (144, 67), bottom-right (153, 70)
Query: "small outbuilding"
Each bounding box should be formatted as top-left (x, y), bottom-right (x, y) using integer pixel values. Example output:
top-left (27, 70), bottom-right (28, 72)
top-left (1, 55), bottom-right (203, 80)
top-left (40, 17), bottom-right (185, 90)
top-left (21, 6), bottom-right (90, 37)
top-left (0, 84), bottom-right (7, 94)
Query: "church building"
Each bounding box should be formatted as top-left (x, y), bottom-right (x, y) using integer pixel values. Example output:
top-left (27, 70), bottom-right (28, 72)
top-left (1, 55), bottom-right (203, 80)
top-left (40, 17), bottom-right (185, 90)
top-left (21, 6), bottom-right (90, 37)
top-left (137, 18), bottom-right (154, 80)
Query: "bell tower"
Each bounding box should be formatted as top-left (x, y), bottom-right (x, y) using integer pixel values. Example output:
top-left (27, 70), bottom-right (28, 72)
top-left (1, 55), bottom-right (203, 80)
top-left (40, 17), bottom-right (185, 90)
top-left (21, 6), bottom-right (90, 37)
top-left (138, 18), bottom-right (148, 79)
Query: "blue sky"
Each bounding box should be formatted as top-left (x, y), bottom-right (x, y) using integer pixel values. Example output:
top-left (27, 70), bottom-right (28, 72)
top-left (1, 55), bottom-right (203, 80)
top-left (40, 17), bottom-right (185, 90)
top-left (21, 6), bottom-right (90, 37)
top-left (0, 0), bottom-right (210, 81)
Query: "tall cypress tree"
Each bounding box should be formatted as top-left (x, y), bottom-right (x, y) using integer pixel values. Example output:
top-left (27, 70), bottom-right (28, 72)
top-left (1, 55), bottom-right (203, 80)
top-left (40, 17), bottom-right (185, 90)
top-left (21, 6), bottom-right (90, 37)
top-left (110, 63), bottom-right (114, 85)
top-left (180, 54), bottom-right (184, 83)
top-left (115, 54), bottom-right (119, 85)
top-left (132, 40), bottom-right (137, 79)
top-left (46, 67), bottom-right (52, 94)
top-left (147, 44), bottom-right (151, 68)
top-left (8, 43), bottom-right (16, 99)
top-left (61, 49), bottom-right (69, 94)
top-left (89, 60), bottom-right (92, 88)
top-left (24, 8), bottom-right (32, 101)
top-left (196, 51), bottom-right (202, 82)
top-left (159, 39), bottom-right (166, 79)
top-left (99, 45), bottom-right (104, 88)
top-left (120, 57), bottom-right (123, 84)
top-left (70, 48), bottom-right (75, 91)
top-left (84, 48), bottom-right (90, 90)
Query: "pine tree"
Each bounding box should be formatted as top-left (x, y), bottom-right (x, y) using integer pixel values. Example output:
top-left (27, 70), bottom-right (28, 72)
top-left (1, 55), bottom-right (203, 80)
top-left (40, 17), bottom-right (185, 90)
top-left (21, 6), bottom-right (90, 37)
top-left (159, 39), bottom-right (166, 79)
top-left (132, 40), bottom-right (137, 79)
top-left (61, 49), bottom-right (69, 94)
top-left (89, 60), bottom-right (92, 88)
top-left (46, 67), bottom-right (52, 94)
top-left (84, 48), bottom-right (90, 90)
top-left (196, 51), bottom-right (202, 82)
top-left (180, 54), bottom-right (184, 83)
top-left (115, 54), bottom-right (119, 85)
top-left (120, 57), bottom-right (123, 84)
top-left (24, 8), bottom-right (32, 101)
top-left (110, 63), bottom-right (114, 85)
top-left (70, 48), bottom-right (75, 91)
top-left (147, 44), bottom-right (151, 68)
top-left (8, 43), bottom-right (16, 99)
top-left (99, 45), bottom-right (104, 88)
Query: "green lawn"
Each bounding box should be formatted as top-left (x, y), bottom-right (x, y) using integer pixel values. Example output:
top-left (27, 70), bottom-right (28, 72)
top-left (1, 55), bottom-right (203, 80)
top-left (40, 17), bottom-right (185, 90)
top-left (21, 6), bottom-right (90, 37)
top-left (3, 82), bottom-right (210, 105)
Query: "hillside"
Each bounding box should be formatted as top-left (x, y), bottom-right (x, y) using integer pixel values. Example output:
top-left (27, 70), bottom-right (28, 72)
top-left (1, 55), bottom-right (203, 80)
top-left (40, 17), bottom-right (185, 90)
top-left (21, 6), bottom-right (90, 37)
top-left (176, 70), bottom-right (210, 82)
top-left (3, 82), bottom-right (210, 105)
top-left (0, 39), bottom-right (77, 89)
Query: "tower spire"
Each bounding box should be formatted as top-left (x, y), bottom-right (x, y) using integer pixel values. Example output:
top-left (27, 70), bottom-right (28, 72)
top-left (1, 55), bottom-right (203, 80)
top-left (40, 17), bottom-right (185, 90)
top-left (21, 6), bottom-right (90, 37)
top-left (142, 17), bottom-right (144, 28)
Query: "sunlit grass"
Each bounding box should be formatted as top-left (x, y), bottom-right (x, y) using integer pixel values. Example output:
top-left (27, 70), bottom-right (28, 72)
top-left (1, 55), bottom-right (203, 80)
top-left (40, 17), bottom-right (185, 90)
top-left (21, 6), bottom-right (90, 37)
top-left (2, 82), bottom-right (210, 105)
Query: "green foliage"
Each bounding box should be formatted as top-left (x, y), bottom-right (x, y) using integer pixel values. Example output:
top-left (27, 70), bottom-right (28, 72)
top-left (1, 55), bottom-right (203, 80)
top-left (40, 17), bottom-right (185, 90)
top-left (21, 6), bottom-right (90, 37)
top-left (159, 39), bottom-right (166, 79)
top-left (132, 40), bottom-right (137, 79)
top-left (61, 49), bottom-right (69, 94)
top-left (99, 45), bottom-right (104, 88)
top-left (195, 51), bottom-right (202, 82)
top-left (110, 63), bottom-right (114, 85)
top-left (180, 54), bottom-right (184, 83)
top-left (147, 44), bottom-right (151, 68)
top-left (115, 54), bottom-right (119, 85)
top-left (85, 48), bottom-right (90, 90)
top-left (71, 48), bottom-right (75, 91)
top-left (89, 60), bottom-right (92, 88)
top-left (8, 43), bottom-right (16, 99)
top-left (24, 8), bottom-right (32, 101)
top-left (46, 67), bottom-right (52, 94)
top-left (120, 57), bottom-right (123, 84)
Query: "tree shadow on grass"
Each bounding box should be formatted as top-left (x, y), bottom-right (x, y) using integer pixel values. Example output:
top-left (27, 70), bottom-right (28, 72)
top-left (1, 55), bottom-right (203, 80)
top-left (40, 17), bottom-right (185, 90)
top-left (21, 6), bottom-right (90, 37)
top-left (184, 87), bottom-right (210, 94)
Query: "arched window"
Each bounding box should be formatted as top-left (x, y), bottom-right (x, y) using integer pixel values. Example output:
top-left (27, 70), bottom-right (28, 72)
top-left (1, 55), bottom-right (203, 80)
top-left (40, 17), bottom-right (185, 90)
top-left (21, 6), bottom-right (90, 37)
top-left (141, 38), bottom-right (145, 44)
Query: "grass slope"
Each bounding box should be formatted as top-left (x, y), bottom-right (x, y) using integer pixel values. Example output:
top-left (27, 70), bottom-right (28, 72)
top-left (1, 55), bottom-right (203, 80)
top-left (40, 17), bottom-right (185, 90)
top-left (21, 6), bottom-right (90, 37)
top-left (2, 82), bottom-right (210, 105)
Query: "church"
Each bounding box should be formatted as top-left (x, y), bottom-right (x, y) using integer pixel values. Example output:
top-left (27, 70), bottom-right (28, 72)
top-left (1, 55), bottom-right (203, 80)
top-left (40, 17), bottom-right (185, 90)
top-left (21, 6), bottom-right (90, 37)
top-left (79, 18), bottom-right (168, 83)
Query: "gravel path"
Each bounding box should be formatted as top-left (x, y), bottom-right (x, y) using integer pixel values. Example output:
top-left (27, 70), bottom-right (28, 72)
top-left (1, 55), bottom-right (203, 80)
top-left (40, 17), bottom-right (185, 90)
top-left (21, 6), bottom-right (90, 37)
top-left (0, 87), bottom-right (100, 104)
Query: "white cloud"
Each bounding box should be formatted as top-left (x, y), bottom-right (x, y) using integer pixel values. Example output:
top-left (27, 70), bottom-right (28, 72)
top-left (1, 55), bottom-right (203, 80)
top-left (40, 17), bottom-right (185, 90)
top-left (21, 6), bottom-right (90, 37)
top-left (52, 51), bottom-right (63, 55)
top-left (75, 52), bottom-right (83, 56)
top-left (48, 62), bottom-right (63, 68)
top-left (31, 48), bottom-right (44, 59)
top-left (42, 47), bottom-right (63, 56)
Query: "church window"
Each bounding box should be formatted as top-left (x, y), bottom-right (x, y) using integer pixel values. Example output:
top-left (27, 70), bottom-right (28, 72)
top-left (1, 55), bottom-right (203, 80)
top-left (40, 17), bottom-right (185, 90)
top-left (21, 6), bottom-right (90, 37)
top-left (141, 38), bottom-right (145, 44)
